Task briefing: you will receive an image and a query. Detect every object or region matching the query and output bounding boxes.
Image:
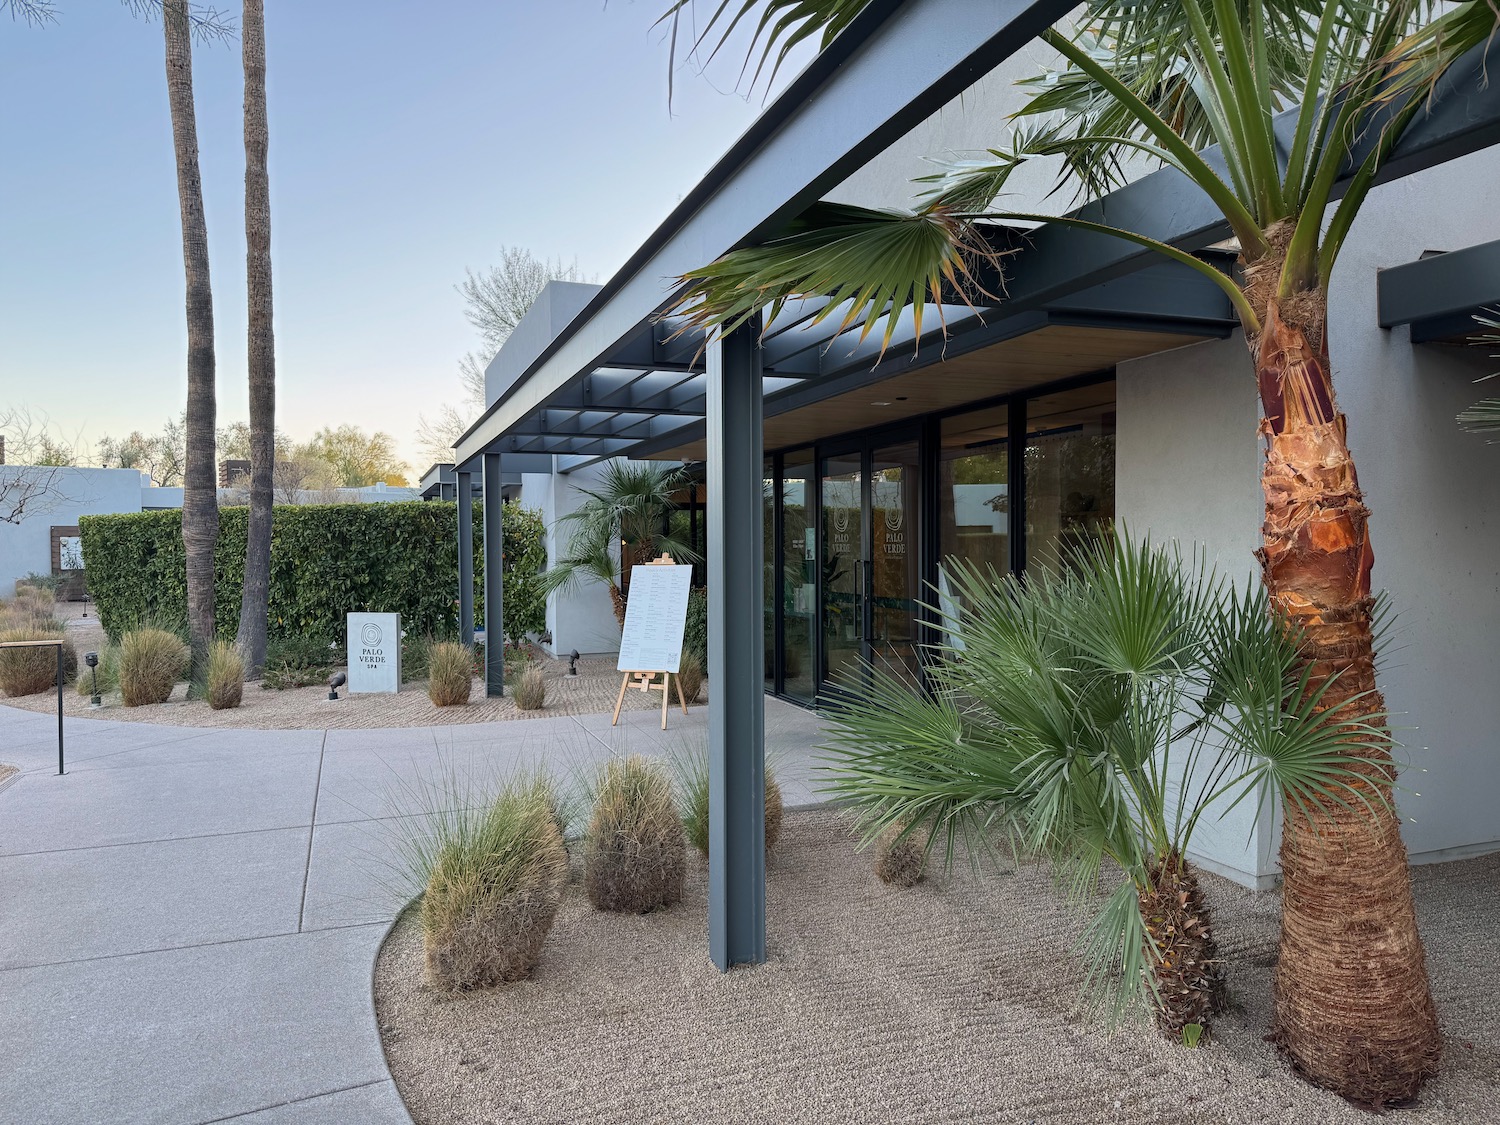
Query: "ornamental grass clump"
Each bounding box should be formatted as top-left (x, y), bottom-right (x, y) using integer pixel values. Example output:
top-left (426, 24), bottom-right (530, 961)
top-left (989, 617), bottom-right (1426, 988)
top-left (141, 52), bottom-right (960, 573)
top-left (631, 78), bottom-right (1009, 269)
top-left (671, 748), bottom-right (781, 857)
top-left (118, 627), bottom-right (189, 706)
top-left (74, 643), bottom-right (120, 699)
top-left (415, 774), bottom-right (569, 991)
top-left (427, 642), bottom-right (473, 707)
top-left (676, 651), bottom-right (704, 705)
top-left (584, 755), bottom-right (685, 913)
top-left (513, 665), bottom-right (546, 711)
top-left (204, 641), bottom-right (244, 710)
top-left (0, 625), bottom-right (74, 697)
top-left (823, 533), bottom-right (1384, 1044)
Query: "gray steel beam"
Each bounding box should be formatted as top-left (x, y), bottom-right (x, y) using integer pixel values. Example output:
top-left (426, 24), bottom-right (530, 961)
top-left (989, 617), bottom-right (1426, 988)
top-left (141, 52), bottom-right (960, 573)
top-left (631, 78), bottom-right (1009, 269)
top-left (1378, 239), bottom-right (1500, 341)
top-left (482, 453), bottom-right (505, 698)
top-left (456, 470), bottom-right (474, 646)
top-left (707, 320), bottom-right (766, 971)
top-left (454, 0), bottom-right (1076, 467)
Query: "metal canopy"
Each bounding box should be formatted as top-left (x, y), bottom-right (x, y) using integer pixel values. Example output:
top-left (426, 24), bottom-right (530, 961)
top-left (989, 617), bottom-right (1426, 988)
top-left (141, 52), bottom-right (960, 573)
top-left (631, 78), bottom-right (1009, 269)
top-left (1378, 239), bottom-right (1500, 343)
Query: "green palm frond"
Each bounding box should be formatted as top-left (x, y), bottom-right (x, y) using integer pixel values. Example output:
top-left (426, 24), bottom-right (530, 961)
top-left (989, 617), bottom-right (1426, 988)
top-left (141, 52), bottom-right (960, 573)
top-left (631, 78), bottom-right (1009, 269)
top-left (671, 201), bottom-right (1004, 355)
top-left (658, 0), bottom-right (870, 96)
top-left (1459, 311), bottom-right (1500, 438)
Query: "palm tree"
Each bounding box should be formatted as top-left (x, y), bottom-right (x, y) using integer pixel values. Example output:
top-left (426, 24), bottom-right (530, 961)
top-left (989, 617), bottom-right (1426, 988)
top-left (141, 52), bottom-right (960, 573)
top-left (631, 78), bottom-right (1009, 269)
top-left (235, 0), bottom-right (275, 675)
top-left (541, 461), bottom-right (698, 628)
top-left (163, 0), bottom-right (219, 670)
top-left (1457, 312), bottom-right (1500, 437)
top-left (823, 535), bottom-right (1383, 1043)
top-left (661, 0), bottom-right (1499, 1102)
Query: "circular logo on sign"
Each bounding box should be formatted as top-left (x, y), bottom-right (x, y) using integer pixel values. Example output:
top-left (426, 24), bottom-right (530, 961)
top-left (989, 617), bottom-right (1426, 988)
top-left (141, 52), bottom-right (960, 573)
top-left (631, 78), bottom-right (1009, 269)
top-left (832, 506), bottom-right (851, 534)
top-left (883, 505), bottom-right (903, 532)
top-left (361, 623), bottom-right (383, 648)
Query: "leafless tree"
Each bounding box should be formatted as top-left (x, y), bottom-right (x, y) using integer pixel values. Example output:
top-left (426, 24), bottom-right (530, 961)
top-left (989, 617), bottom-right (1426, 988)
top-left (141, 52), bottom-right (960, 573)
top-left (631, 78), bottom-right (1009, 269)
top-left (0, 465), bottom-right (71, 525)
top-left (0, 405), bottom-right (80, 466)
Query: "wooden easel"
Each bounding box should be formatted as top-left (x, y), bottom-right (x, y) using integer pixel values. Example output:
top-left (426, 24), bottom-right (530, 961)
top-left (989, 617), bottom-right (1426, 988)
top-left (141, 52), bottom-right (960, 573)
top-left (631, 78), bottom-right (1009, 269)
top-left (612, 554), bottom-right (691, 730)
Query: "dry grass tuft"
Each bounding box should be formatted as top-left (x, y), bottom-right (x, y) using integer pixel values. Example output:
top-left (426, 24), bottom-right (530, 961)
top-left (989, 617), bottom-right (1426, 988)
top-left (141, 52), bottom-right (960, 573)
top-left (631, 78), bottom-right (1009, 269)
top-left (674, 749), bottom-right (783, 858)
top-left (0, 624), bottom-right (75, 697)
top-left (585, 755), bottom-right (685, 913)
top-left (427, 642), bottom-right (473, 707)
top-left (118, 627), bottom-right (189, 706)
top-left (205, 641), bottom-right (244, 710)
top-left (676, 652), bottom-right (704, 704)
top-left (513, 665), bottom-right (547, 711)
top-left (419, 775), bottom-right (569, 991)
top-left (874, 820), bottom-right (927, 888)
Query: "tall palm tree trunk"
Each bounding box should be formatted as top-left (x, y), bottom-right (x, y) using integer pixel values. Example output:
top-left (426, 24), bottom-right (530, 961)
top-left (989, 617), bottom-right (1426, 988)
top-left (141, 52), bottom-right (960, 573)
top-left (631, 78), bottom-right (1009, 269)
top-left (1246, 240), bottom-right (1440, 1106)
top-left (164, 0), bottom-right (218, 669)
top-left (236, 0), bottom-right (275, 675)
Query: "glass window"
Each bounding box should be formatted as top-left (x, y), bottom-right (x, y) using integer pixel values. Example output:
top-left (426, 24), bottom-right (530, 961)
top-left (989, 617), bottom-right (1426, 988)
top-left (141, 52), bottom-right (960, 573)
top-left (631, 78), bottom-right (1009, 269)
top-left (1024, 383), bottom-right (1116, 575)
top-left (938, 404), bottom-right (1010, 578)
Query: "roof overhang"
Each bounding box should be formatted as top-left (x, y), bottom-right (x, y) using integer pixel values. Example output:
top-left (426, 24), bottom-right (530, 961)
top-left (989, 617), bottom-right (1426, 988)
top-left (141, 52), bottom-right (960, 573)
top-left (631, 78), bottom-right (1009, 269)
top-left (1378, 239), bottom-right (1500, 343)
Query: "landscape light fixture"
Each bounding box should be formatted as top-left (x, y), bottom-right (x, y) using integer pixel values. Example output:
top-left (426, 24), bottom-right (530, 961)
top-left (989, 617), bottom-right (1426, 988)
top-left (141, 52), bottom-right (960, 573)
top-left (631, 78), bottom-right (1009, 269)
top-left (328, 671), bottom-right (347, 701)
top-left (85, 650), bottom-right (100, 707)
top-left (568, 649), bottom-right (580, 676)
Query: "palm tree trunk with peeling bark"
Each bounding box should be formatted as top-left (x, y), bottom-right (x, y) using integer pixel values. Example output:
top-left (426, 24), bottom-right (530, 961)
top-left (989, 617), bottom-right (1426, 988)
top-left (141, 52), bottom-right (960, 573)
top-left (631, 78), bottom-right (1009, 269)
top-left (236, 0), bottom-right (275, 675)
top-left (1244, 243), bottom-right (1439, 1104)
top-left (164, 0), bottom-right (218, 671)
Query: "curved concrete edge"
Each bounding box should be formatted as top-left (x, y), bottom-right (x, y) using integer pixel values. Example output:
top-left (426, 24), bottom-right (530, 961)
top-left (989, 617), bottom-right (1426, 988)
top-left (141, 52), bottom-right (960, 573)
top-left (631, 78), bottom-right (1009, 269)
top-left (366, 900), bottom-right (422, 1125)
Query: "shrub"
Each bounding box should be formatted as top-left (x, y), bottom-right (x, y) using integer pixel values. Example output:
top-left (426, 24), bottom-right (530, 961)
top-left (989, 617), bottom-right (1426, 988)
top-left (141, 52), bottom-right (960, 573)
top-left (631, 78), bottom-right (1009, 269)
top-left (427, 642), bottom-right (473, 707)
top-left (74, 643), bottom-right (121, 699)
top-left (0, 625), bottom-right (75, 697)
top-left (672, 750), bottom-right (781, 857)
top-left (205, 641), bottom-right (244, 710)
top-left (584, 755), bottom-right (685, 913)
top-left (683, 587), bottom-right (708, 665)
top-left (513, 665), bottom-right (546, 711)
top-left (416, 774), bottom-right (570, 991)
top-left (261, 635), bottom-right (335, 690)
top-left (676, 651), bottom-right (705, 705)
top-left (118, 628), bottom-right (189, 706)
top-left (79, 499), bottom-right (547, 646)
top-left (874, 821), bottom-right (927, 888)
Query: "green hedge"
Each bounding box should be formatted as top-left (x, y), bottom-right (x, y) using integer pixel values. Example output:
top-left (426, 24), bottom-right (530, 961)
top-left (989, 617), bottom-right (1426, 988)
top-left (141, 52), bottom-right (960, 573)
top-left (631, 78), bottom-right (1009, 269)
top-left (79, 501), bottom-right (546, 645)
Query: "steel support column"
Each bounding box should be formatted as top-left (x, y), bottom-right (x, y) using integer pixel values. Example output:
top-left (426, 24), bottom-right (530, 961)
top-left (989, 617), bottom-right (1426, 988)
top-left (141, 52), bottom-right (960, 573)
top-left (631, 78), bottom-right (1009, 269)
top-left (482, 453), bottom-right (504, 697)
top-left (456, 470), bottom-right (475, 646)
top-left (706, 321), bottom-right (766, 971)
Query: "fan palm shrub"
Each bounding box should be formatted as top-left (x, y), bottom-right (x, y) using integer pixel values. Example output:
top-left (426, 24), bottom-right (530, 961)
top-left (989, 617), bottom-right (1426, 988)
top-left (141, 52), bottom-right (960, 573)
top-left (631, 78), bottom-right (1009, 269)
top-left (540, 461), bottom-right (698, 628)
top-left (822, 535), bottom-right (1384, 1044)
top-left (661, 0), bottom-right (1499, 1099)
top-left (873, 820), bottom-right (927, 889)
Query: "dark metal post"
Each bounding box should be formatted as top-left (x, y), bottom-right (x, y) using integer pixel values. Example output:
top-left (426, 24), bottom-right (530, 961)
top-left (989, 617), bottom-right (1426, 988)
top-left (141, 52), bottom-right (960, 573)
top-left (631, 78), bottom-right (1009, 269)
top-left (706, 320), bottom-right (765, 970)
top-left (1008, 397), bottom-right (1027, 577)
top-left (55, 642), bottom-right (64, 775)
top-left (482, 453), bottom-right (505, 697)
top-left (456, 470), bottom-right (475, 646)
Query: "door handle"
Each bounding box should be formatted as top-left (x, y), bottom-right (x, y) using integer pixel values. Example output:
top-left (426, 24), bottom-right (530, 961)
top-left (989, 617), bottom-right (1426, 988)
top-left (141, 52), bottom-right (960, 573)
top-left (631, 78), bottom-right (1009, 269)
top-left (853, 559), bottom-right (865, 641)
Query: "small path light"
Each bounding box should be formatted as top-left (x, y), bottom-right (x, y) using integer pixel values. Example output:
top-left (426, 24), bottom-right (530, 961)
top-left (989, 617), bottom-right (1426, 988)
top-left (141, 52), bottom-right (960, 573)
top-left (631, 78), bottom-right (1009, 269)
top-left (328, 671), bottom-right (347, 701)
top-left (85, 650), bottom-right (101, 708)
top-left (568, 650), bottom-right (580, 676)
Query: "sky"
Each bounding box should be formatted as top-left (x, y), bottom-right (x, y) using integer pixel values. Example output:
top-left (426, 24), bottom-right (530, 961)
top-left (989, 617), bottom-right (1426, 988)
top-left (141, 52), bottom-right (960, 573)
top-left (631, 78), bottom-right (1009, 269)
top-left (0, 1), bottom-right (808, 477)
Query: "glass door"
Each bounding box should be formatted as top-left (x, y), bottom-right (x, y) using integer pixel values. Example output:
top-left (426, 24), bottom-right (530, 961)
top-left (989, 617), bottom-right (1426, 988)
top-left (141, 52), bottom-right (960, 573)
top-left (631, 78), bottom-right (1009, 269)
top-left (868, 439), bottom-right (921, 681)
top-left (819, 452), bottom-right (864, 691)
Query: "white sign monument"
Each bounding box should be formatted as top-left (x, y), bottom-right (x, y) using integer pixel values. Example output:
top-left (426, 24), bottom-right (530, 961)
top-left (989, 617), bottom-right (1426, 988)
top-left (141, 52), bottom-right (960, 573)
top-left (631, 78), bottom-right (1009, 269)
top-left (347, 612), bottom-right (401, 694)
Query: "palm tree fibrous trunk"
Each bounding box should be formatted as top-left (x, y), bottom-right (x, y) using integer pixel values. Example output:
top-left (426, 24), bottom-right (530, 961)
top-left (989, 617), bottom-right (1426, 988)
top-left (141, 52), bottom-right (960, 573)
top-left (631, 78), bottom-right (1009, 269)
top-left (236, 0), bottom-right (275, 676)
top-left (164, 0), bottom-right (218, 671)
top-left (1246, 246), bottom-right (1440, 1104)
top-left (1139, 852), bottom-right (1226, 1041)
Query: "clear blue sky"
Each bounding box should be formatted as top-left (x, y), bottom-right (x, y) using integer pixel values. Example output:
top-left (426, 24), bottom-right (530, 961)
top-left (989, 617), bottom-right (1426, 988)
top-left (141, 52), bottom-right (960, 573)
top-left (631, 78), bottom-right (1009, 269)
top-left (0, 1), bottom-right (801, 474)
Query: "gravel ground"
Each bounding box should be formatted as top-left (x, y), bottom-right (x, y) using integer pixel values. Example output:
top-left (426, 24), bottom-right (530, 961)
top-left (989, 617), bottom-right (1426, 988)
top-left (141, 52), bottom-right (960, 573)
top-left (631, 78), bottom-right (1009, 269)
top-left (375, 809), bottom-right (1500, 1125)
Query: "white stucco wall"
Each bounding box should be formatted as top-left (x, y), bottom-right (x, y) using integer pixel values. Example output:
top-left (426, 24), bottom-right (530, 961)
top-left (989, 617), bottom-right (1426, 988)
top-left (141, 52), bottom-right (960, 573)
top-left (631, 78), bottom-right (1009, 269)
top-left (1117, 145), bottom-right (1500, 885)
top-left (0, 467), bottom-right (147, 597)
top-left (521, 463), bottom-right (623, 659)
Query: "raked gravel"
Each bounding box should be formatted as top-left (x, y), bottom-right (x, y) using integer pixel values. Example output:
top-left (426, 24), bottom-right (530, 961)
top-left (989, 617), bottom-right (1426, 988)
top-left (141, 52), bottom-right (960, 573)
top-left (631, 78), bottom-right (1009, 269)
top-left (375, 809), bottom-right (1500, 1125)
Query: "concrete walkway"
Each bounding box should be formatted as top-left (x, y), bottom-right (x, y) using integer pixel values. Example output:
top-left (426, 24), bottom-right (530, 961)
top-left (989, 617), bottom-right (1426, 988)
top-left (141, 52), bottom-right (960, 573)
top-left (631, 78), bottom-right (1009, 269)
top-left (0, 698), bottom-right (827, 1125)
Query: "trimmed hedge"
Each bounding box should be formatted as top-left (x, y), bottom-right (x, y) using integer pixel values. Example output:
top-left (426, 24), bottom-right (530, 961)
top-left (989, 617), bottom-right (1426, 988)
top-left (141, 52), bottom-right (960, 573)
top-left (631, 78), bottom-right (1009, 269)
top-left (79, 501), bottom-right (547, 645)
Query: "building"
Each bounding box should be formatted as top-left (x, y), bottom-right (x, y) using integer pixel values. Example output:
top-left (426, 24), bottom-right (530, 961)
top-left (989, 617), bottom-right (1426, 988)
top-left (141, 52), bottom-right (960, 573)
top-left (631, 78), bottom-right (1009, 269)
top-left (448, 1), bottom-right (1500, 964)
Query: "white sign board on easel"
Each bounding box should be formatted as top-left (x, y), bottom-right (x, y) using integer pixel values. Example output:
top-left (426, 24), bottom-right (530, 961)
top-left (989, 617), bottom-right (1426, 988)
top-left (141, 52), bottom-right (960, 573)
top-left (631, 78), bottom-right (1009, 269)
top-left (347, 612), bottom-right (401, 693)
top-left (617, 563), bottom-right (693, 674)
